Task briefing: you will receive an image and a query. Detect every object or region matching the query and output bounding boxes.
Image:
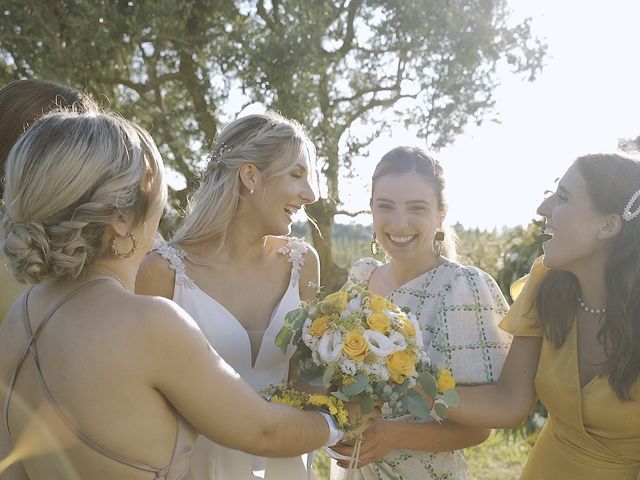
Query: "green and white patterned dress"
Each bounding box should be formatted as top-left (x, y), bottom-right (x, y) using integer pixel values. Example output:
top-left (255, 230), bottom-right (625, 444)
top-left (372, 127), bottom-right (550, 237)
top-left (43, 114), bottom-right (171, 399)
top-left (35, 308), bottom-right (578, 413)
top-left (331, 257), bottom-right (512, 480)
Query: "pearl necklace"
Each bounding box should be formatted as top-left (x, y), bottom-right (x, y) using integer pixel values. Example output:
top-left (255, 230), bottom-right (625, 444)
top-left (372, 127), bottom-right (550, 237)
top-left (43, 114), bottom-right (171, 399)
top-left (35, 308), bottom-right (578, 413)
top-left (577, 297), bottom-right (606, 315)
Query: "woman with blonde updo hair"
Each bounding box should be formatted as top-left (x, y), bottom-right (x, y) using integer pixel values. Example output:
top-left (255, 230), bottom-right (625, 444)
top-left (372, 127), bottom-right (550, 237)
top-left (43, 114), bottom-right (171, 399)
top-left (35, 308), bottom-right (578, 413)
top-left (0, 79), bottom-right (97, 321)
top-left (137, 111), bottom-right (320, 480)
top-left (0, 111), bottom-right (362, 480)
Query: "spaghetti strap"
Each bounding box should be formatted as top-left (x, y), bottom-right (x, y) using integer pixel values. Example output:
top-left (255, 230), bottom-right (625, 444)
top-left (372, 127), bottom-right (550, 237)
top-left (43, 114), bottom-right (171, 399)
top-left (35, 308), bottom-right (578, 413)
top-left (2, 279), bottom-right (193, 479)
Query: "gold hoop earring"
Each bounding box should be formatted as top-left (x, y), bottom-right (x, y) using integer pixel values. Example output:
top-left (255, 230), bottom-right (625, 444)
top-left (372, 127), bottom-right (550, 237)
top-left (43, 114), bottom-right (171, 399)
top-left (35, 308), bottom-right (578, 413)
top-left (111, 232), bottom-right (138, 258)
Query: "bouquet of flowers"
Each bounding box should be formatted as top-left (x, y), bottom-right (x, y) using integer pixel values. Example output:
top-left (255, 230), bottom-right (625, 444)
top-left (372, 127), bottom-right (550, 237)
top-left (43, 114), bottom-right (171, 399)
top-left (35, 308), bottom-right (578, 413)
top-left (275, 282), bottom-right (459, 428)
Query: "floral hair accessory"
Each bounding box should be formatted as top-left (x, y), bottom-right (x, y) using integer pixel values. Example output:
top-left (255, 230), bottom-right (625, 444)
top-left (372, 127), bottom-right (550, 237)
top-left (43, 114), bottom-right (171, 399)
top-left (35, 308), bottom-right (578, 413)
top-left (207, 142), bottom-right (233, 171)
top-left (622, 188), bottom-right (640, 221)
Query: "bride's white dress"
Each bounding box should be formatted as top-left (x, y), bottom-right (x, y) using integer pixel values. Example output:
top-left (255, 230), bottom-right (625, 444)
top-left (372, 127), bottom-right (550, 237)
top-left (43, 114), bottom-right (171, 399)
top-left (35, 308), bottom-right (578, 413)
top-left (156, 237), bottom-right (313, 480)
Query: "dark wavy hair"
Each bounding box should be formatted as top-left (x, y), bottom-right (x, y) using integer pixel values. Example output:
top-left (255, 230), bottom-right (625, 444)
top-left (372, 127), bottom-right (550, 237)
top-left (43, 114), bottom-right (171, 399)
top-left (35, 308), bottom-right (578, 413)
top-left (0, 79), bottom-right (97, 198)
top-left (536, 153), bottom-right (640, 400)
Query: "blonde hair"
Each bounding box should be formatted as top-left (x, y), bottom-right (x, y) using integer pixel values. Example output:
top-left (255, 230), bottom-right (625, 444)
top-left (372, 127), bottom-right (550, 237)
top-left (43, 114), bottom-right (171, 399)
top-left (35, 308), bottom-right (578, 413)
top-left (1, 110), bottom-right (164, 283)
top-left (172, 111), bottom-right (315, 246)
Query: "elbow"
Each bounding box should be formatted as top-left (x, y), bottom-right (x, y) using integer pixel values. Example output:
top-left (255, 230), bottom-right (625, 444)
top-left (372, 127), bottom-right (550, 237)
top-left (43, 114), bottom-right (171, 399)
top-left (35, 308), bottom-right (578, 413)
top-left (249, 418), bottom-right (281, 457)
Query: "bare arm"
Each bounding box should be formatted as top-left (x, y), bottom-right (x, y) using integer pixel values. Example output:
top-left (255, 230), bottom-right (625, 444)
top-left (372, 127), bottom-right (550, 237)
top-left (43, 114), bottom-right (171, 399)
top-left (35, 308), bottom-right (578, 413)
top-left (143, 297), bottom-right (332, 457)
top-left (445, 336), bottom-right (542, 429)
top-left (333, 417), bottom-right (490, 467)
top-left (135, 251), bottom-right (175, 299)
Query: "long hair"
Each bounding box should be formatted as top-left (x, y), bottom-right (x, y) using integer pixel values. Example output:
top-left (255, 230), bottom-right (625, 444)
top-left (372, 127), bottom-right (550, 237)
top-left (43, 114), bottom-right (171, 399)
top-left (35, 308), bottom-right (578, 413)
top-left (2, 111), bottom-right (164, 283)
top-left (536, 153), bottom-right (640, 400)
top-left (371, 146), bottom-right (457, 260)
top-left (172, 111), bottom-right (315, 247)
top-left (0, 79), bottom-right (97, 198)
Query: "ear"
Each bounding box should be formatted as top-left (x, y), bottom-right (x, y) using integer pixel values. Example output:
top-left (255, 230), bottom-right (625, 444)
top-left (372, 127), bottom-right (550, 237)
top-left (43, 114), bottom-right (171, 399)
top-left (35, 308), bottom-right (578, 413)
top-left (239, 164), bottom-right (260, 193)
top-left (598, 213), bottom-right (622, 240)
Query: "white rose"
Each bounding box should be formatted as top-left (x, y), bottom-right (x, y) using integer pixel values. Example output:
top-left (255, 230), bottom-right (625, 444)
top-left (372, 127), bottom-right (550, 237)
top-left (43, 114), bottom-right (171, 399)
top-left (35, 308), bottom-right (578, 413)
top-left (363, 329), bottom-right (395, 357)
top-left (388, 330), bottom-right (407, 352)
top-left (318, 330), bottom-right (344, 362)
top-left (409, 314), bottom-right (424, 349)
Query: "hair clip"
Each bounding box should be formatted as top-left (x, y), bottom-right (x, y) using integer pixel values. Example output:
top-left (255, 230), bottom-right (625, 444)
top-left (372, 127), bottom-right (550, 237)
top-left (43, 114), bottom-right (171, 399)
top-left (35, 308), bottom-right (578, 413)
top-left (622, 188), bottom-right (640, 221)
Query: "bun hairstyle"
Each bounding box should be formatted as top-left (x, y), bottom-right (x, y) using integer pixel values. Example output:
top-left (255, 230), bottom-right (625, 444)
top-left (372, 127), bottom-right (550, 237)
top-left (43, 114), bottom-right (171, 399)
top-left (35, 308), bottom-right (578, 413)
top-left (0, 79), bottom-right (98, 198)
top-left (372, 146), bottom-right (457, 260)
top-left (171, 110), bottom-right (316, 246)
top-left (1, 111), bottom-right (163, 283)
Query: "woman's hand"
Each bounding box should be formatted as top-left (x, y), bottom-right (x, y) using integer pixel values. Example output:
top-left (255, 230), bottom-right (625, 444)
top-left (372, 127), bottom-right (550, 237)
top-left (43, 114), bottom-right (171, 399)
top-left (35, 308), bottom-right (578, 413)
top-left (333, 418), bottom-right (399, 468)
top-left (342, 401), bottom-right (382, 444)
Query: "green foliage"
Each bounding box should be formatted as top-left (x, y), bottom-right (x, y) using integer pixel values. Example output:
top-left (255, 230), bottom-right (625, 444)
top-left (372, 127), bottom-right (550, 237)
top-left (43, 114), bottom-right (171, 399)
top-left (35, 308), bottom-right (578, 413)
top-left (0, 0), bottom-right (546, 288)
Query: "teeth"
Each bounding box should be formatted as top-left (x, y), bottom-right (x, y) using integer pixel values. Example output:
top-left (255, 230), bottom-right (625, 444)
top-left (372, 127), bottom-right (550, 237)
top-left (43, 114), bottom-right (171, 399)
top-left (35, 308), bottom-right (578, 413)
top-left (544, 226), bottom-right (555, 236)
top-left (389, 235), bottom-right (415, 244)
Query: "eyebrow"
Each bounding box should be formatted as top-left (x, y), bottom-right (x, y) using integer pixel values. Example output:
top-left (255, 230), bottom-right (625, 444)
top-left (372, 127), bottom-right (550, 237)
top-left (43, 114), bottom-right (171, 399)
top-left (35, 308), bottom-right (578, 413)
top-left (374, 198), bottom-right (430, 206)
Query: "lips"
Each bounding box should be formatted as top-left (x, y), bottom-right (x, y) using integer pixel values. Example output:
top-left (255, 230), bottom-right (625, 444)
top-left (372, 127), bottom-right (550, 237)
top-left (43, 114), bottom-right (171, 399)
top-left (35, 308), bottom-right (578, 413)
top-left (284, 205), bottom-right (300, 217)
top-left (386, 234), bottom-right (417, 245)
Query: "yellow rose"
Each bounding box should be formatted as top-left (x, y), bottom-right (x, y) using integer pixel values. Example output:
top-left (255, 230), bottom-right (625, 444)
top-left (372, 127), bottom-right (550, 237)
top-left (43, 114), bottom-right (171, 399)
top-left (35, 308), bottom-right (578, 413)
top-left (342, 330), bottom-right (369, 361)
top-left (309, 315), bottom-right (330, 337)
top-left (368, 295), bottom-right (389, 314)
top-left (397, 314), bottom-right (415, 338)
top-left (325, 291), bottom-right (349, 311)
top-left (437, 368), bottom-right (456, 392)
top-left (386, 350), bottom-right (416, 383)
top-left (367, 312), bottom-right (391, 333)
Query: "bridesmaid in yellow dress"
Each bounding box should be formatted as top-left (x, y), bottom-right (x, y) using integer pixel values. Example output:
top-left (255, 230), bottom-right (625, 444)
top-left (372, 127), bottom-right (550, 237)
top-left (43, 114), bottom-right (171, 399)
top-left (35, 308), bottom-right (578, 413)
top-left (0, 80), bottom-right (97, 322)
top-left (445, 153), bottom-right (640, 479)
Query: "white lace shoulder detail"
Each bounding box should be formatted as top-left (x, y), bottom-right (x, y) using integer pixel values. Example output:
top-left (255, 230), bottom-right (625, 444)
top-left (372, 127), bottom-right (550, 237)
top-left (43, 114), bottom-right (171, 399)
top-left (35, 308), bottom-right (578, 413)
top-left (348, 257), bottom-right (382, 287)
top-left (276, 236), bottom-right (309, 282)
top-left (155, 243), bottom-right (195, 289)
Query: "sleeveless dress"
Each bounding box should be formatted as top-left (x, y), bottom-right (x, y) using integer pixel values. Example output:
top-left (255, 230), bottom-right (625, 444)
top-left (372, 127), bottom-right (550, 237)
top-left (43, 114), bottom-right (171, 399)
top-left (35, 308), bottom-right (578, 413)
top-left (3, 279), bottom-right (197, 480)
top-left (156, 237), bottom-right (314, 480)
top-left (332, 258), bottom-right (512, 480)
top-left (500, 257), bottom-right (640, 480)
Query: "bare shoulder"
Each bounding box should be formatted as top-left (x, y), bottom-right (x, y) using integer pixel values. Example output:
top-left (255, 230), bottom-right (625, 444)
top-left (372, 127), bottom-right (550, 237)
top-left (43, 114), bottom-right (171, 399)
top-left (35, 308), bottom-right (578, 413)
top-left (136, 250), bottom-right (175, 298)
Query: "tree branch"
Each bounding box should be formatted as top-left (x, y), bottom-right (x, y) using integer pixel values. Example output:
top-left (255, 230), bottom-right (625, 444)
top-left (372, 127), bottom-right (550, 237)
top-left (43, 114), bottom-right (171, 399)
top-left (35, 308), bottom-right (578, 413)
top-left (336, 209), bottom-right (370, 217)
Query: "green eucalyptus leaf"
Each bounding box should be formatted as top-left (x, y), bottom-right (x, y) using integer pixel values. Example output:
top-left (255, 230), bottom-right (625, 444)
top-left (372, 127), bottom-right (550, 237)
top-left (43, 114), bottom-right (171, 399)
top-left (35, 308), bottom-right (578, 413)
top-left (331, 391), bottom-right (350, 402)
top-left (401, 391), bottom-right (431, 419)
top-left (341, 374), bottom-right (369, 396)
top-left (443, 389), bottom-right (460, 408)
top-left (359, 393), bottom-right (374, 414)
top-left (274, 328), bottom-right (292, 355)
top-left (417, 371), bottom-right (437, 398)
top-left (322, 364), bottom-right (335, 387)
top-left (434, 402), bottom-right (449, 419)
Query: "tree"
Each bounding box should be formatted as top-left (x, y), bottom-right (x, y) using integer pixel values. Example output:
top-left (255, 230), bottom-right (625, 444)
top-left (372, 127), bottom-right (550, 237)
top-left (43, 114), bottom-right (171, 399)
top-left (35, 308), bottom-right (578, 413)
top-left (0, 0), bottom-right (546, 290)
top-left (0, 0), bottom-right (244, 211)
top-left (241, 0), bottom-right (546, 289)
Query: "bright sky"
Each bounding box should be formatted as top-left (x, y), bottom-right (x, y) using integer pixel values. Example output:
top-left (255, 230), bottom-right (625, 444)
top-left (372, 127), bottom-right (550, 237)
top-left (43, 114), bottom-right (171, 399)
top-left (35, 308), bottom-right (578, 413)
top-left (339, 0), bottom-right (640, 230)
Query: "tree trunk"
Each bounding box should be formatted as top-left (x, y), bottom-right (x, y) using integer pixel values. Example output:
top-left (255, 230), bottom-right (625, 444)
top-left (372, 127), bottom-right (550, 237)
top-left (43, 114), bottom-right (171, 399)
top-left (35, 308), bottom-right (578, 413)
top-left (305, 198), bottom-right (347, 293)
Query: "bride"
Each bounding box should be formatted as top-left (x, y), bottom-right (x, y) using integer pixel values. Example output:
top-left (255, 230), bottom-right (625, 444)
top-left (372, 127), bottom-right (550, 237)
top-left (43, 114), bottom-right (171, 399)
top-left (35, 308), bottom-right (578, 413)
top-left (137, 112), bottom-right (320, 479)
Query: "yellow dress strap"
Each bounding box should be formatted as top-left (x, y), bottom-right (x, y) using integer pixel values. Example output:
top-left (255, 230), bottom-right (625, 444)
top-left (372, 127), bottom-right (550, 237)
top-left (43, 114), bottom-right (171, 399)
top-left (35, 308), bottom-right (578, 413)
top-left (499, 256), bottom-right (547, 337)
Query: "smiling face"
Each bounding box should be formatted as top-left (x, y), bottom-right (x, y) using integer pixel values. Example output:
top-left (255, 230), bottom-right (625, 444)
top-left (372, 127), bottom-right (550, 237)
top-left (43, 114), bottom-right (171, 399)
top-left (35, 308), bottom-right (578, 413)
top-left (537, 163), bottom-right (612, 272)
top-left (371, 172), bottom-right (444, 262)
top-left (251, 150), bottom-right (316, 236)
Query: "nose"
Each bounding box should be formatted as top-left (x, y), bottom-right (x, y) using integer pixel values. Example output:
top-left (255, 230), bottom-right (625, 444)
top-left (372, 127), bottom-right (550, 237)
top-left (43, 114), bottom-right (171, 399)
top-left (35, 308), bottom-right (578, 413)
top-left (300, 179), bottom-right (316, 204)
top-left (537, 195), bottom-right (551, 219)
top-left (390, 210), bottom-right (409, 229)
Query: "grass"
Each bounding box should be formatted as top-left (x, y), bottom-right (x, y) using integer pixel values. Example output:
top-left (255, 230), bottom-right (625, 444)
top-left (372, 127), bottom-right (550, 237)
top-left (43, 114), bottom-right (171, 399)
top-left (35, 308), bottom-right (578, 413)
top-left (313, 431), bottom-right (531, 480)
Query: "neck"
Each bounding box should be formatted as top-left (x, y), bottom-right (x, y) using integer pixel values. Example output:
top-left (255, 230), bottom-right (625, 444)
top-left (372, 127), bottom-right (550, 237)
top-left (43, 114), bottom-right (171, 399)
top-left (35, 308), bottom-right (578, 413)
top-left (185, 218), bottom-right (270, 266)
top-left (388, 252), bottom-right (443, 285)
top-left (85, 258), bottom-right (136, 291)
top-left (570, 254), bottom-right (608, 311)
